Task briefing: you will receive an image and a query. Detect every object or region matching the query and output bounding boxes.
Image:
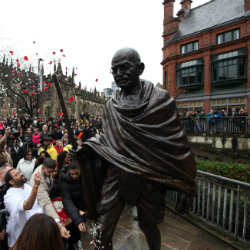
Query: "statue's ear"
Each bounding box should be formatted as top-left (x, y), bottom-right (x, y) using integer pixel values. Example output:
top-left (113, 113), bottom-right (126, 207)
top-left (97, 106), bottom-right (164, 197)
top-left (138, 62), bottom-right (145, 75)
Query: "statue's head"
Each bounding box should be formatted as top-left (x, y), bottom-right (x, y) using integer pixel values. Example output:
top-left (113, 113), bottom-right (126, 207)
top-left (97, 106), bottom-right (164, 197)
top-left (111, 48), bottom-right (145, 92)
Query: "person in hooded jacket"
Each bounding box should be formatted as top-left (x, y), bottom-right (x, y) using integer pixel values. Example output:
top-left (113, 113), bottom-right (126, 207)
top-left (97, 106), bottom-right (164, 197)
top-left (60, 162), bottom-right (86, 250)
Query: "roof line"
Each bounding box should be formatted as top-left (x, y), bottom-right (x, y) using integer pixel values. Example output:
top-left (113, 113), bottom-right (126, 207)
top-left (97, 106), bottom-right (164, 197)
top-left (163, 14), bottom-right (248, 48)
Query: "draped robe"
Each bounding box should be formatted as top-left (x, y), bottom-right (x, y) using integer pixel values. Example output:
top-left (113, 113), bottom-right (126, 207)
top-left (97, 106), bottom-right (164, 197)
top-left (82, 80), bottom-right (197, 219)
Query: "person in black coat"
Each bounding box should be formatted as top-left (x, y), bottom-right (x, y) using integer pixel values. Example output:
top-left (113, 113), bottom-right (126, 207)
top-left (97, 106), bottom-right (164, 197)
top-left (60, 162), bottom-right (86, 250)
top-left (72, 124), bottom-right (80, 137)
top-left (10, 138), bottom-right (26, 168)
top-left (80, 123), bottom-right (91, 142)
top-left (53, 127), bottom-right (63, 141)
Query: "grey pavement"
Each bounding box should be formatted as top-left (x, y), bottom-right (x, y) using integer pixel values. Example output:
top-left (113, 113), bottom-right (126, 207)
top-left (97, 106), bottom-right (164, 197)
top-left (81, 206), bottom-right (235, 250)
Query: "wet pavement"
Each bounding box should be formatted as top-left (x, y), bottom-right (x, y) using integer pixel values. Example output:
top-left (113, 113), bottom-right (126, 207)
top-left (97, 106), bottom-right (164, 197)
top-left (81, 206), bottom-right (236, 250)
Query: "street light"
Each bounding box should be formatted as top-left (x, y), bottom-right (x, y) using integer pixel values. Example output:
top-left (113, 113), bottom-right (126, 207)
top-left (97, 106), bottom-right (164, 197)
top-left (37, 58), bottom-right (43, 117)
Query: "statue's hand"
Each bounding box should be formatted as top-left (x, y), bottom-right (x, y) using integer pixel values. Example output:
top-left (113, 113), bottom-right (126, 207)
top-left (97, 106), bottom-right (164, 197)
top-left (175, 192), bottom-right (193, 214)
top-left (69, 145), bottom-right (90, 161)
top-left (68, 146), bottom-right (83, 161)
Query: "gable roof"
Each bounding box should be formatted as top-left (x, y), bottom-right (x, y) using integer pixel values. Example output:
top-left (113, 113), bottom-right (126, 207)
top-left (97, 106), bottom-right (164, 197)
top-left (165, 0), bottom-right (246, 46)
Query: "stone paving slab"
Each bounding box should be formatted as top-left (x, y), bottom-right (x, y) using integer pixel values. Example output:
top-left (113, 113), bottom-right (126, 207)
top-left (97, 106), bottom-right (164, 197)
top-left (81, 206), bottom-right (235, 250)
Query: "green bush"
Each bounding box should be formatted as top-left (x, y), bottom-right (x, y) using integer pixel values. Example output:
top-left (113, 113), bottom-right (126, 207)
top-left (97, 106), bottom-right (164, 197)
top-left (195, 158), bottom-right (250, 183)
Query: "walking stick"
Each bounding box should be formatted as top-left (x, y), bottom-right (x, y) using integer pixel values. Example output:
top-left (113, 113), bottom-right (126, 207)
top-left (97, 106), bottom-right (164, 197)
top-left (52, 74), bottom-right (98, 221)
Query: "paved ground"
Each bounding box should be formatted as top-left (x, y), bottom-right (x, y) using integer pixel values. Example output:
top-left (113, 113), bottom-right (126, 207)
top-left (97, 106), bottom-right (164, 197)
top-left (81, 206), bottom-right (236, 250)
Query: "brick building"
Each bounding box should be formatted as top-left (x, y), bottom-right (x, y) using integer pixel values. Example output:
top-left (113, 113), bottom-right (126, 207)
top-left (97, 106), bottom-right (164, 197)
top-left (162, 0), bottom-right (250, 115)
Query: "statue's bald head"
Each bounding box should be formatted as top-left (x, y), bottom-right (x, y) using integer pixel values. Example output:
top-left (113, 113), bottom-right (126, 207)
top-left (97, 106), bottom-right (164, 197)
top-left (111, 47), bottom-right (145, 93)
top-left (112, 47), bottom-right (141, 65)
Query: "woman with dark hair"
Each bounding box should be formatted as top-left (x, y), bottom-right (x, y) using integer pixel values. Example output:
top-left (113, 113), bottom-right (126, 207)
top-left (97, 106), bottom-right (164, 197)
top-left (33, 151), bottom-right (51, 171)
top-left (16, 150), bottom-right (37, 185)
top-left (10, 214), bottom-right (64, 250)
top-left (57, 151), bottom-right (70, 170)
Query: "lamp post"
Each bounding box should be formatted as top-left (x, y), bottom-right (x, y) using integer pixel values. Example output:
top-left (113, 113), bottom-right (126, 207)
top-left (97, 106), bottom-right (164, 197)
top-left (37, 58), bottom-right (43, 117)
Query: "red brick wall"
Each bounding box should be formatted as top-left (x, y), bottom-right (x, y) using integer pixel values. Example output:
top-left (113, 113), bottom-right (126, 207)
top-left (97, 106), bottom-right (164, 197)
top-left (162, 17), bottom-right (250, 100)
top-left (245, 0), bottom-right (250, 12)
top-left (203, 99), bottom-right (211, 114)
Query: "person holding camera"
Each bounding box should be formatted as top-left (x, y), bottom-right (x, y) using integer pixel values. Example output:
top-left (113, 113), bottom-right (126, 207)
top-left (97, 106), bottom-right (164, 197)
top-left (0, 128), bottom-right (13, 166)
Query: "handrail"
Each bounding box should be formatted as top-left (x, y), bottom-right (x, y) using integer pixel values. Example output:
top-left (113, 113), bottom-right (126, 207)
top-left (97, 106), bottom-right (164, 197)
top-left (197, 170), bottom-right (250, 188)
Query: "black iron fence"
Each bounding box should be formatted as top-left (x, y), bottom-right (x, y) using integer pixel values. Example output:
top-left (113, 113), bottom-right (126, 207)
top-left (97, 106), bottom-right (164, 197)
top-left (180, 116), bottom-right (250, 134)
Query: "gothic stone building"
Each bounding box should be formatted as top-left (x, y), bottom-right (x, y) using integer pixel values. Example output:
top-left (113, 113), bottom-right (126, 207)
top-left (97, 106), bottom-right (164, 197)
top-left (40, 63), bottom-right (107, 118)
top-left (162, 0), bottom-right (250, 114)
top-left (0, 59), bottom-right (107, 118)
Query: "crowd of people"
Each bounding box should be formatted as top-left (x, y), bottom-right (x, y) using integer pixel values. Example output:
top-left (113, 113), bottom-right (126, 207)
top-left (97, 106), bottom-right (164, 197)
top-left (179, 108), bottom-right (249, 133)
top-left (0, 111), bottom-right (102, 250)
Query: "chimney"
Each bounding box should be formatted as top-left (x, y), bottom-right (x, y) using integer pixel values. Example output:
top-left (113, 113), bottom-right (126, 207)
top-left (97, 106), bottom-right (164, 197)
top-left (245, 0), bottom-right (250, 12)
top-left (163, 0), bottom-right (179, 37)
top-left (177, 0), bottom-right (192, 22)
top-left (181, 0), bottom-right (192, 11)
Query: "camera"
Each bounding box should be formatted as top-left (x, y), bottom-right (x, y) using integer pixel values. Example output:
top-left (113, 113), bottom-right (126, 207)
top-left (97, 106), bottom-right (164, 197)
top-left (10, 125), bottom-right (20, 138)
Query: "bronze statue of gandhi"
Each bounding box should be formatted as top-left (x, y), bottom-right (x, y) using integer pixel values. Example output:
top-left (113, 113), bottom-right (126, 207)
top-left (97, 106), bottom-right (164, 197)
top-left (70, 47), bottom-right (197, 250)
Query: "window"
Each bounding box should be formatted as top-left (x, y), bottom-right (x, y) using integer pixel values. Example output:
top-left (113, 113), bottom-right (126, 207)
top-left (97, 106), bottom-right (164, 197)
top-left (217, 29), bottom-right (240, 45)
top-left (181, 41), bottom-right (199, 54)
top-left (176, 59), bottom-right (204, 87)
top-left (211, 49), bottom-right (247, 83)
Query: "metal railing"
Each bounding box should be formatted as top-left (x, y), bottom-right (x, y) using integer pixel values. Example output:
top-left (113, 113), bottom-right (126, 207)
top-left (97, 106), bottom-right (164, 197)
top-left (180, 116), bottom-right (250, 134)
top-left (166, 170), bottom-right (250, 247)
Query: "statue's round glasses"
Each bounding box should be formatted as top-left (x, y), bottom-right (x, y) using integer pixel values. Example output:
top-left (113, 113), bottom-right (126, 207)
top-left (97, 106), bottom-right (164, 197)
top-left (110, 64), bottom-right (135, 75)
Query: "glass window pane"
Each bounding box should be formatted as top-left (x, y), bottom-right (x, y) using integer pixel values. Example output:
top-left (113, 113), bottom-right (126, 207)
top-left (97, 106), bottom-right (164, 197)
top-left (229, 99), bottom-right (234, 104)
top-left (212, 68), bottom-right (217, 82)
top-left (217, 100), bottom-right (222, 104)
top-left (182, 74), bottom-right (189, 85)
top-left (181, 45), bottom-right (186, 54)
top-left (235, 99), bottom-right (239, 104)
top-left (189, 73), bottom-right (196, 85)
top-left (197, 71), bottom-right (203, 84)
top-left (194, 42), bottom-right (198, 51)
top-left (187, 43), bottom-right (193, 53)
top-left (199, 101), bottom-right (202, 106)
top-left (240, 98), bottom-right (245, 103)
top-left (217, 34), bottom-right (223, 44)
top-left (228, 60), bottom-right (232, 65)
top-left (234, 29), bottom-right (240, 40)
top-left (224, 31), bottom-right (232, 42)
top-left (177, 76), bottom-right (180, 86)
top-left (219, 67), bottom-right (227, 81)
top-left (190, 102), bottom-right (194, 106)
top-left (239, 63), bottom-right (245, 77)
top-left (219, 62), bottom-right (223, 67)
top-left (233, 59), bottom-right (237, 64)
top-left (222, 99), bottom-right (226, 104)
top-left (223, 61), bottom-right (227, 66)
top-left (212, 100), bottom-right (217, 105)
top-left (228, 64), bottom-right (237, 79)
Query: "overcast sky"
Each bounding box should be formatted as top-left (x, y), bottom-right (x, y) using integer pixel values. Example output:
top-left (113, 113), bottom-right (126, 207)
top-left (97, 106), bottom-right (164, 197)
top-left (0, 0), bottom-right (209, 92)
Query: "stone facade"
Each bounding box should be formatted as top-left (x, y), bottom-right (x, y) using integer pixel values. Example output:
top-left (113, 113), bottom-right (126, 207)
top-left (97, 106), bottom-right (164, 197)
top-left (0, 59), bottom-right (107, 118)
top-left (40, 63), bottom-right (107, 118)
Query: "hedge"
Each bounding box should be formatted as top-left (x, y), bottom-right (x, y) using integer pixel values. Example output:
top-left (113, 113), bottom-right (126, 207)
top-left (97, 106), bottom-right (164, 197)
top-left (195, 158), bottom-right (250, 183)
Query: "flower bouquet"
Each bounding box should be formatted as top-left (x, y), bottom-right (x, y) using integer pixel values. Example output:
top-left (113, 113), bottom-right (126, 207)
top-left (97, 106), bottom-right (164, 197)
top-left (51, 197), bottom-right (85, 227)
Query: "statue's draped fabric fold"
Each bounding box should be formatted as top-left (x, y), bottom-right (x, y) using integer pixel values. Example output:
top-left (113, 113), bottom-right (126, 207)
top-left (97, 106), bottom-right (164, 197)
top-left (86, 80), bottom-right (197, 197)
